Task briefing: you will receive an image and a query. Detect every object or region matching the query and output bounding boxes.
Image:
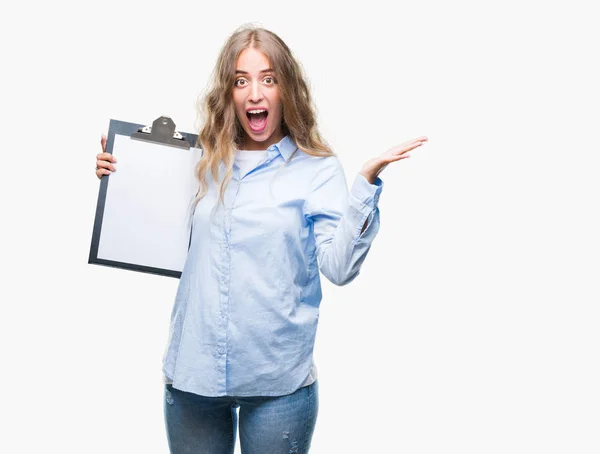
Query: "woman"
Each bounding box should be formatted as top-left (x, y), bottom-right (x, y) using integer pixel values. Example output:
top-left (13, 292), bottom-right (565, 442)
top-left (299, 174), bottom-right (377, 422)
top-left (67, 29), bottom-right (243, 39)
top-left (95, 24), bottom-right (427, 454)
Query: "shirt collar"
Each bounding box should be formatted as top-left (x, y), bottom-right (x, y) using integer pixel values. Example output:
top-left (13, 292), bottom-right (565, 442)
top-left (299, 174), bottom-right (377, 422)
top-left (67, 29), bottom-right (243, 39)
top-left (266, 134), bottom-right (298, 161)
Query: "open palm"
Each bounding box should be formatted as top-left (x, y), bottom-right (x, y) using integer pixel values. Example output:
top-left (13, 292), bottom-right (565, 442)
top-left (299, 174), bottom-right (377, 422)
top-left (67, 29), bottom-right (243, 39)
top-left (360, 136), bottom-right (428, 183)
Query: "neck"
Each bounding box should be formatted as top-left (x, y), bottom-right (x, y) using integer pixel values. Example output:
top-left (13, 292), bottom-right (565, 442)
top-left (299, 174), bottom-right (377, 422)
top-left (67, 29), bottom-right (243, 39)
top-left (240, 128), bottom-right (285, 151)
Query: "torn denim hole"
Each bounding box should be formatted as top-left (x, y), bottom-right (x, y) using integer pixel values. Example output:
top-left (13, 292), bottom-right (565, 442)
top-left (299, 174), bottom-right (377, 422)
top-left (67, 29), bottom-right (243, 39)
top-left (165, 389), bottom-right (174, 405)
top-left (282, 432), bottom-right (298, 453)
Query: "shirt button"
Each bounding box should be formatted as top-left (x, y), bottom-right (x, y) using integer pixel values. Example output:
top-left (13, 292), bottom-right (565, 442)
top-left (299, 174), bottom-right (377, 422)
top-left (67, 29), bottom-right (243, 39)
top-left (217, 347), bottom-right (225, 355)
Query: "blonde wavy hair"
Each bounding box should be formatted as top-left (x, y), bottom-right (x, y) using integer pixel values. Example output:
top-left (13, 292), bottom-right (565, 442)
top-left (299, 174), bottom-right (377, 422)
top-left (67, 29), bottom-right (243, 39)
top-left (192, 24), bottom-right (334, 209)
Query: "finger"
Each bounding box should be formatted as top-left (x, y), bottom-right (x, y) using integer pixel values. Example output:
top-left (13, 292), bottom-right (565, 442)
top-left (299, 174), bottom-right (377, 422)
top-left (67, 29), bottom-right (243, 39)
top-left (387, 140), bottom-right (425, 157)
top-left (405, 136), bottom-right (428, 147)
top-left (404, 142), bottom-right (423, 153)
top-left (407, 137), bottom-right (428, 148)
top-left (101, 134), bottom-right (107, 153)
top-left (96, 159), bottom-right (116, 172)
top-left (389, 143), bottom-right (420, 157)
top-left (96, 152), bottom-right (117, 163)
top-left (382, 154), bottom-right (411, 164)
top-left (96, 168), bottom-right (111, 179)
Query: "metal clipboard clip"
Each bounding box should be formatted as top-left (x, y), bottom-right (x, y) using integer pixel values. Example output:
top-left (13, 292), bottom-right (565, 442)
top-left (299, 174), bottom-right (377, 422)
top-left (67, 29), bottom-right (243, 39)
top-left (131, 116), bottom-right (191, 150)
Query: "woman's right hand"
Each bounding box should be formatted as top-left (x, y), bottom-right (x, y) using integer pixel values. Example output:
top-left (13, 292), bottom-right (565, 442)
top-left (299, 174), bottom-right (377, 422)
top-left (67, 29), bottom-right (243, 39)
top-left (96, 134), bottom-right (117, 179)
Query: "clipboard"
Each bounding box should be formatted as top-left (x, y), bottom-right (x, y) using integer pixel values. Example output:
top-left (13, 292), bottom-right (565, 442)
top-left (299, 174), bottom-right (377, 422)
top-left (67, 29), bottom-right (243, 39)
top-left (88, 116), bottom-right (202, 278)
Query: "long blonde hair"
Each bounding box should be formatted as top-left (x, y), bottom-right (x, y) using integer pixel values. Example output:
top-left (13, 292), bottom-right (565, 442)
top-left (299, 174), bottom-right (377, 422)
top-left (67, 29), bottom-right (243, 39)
top-left (192, 24), bottom-right (334, 208)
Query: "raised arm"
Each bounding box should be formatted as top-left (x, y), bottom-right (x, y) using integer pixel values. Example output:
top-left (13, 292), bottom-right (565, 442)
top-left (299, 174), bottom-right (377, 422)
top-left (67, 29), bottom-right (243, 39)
top-left (304, 156), bottom-right (383, 286)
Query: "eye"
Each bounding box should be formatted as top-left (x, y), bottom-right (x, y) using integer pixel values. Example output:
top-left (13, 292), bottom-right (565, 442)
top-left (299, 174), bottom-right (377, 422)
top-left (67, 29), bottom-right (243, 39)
top-left (264, 76), bottom-right (276, 85)
top-left (234, 78), bottom-right (247, 87)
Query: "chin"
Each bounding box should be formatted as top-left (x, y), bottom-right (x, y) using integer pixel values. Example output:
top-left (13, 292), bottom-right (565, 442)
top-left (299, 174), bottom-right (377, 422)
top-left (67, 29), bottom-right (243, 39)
top-left (247, 128), bottom-right (273, 140)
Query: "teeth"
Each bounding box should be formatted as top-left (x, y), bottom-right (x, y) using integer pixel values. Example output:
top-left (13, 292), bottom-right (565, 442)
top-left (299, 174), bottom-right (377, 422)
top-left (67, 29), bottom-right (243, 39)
top-left (247, 109), bottom-right (267, 114)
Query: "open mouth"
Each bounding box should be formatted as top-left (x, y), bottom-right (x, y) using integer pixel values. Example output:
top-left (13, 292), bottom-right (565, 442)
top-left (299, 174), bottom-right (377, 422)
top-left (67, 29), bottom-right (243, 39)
top-left (246, 109), bottom-right (269, 132)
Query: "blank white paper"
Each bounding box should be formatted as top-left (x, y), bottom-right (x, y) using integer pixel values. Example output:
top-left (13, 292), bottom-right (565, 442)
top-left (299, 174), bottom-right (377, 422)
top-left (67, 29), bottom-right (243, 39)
top-left (97, 134), bottom-right (202, 273)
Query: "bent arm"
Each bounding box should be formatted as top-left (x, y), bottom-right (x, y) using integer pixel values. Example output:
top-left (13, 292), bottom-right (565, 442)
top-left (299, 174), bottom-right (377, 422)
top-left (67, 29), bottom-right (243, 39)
top-left (304, 157), bottom-right (383, 286)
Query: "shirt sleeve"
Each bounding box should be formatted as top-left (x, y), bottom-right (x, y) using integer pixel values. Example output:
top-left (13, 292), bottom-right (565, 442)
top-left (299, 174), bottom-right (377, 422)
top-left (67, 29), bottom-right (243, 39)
top-left (304, 156), bottom-right (384, 286)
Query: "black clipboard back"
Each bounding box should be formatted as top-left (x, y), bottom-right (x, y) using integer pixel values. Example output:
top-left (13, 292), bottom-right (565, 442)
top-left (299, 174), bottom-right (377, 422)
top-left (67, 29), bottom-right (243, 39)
top-left (88, 116), bottom-right (200, 279)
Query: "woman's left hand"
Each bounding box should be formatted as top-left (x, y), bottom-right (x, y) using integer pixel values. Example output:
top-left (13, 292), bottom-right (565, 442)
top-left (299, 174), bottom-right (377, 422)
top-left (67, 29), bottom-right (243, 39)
top-left (360, 136), bottom-right (428, 184)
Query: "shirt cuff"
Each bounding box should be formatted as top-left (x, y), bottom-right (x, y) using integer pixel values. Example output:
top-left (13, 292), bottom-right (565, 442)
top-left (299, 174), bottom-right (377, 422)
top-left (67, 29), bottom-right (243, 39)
top-left (349, 173), bottom-right (383, 215)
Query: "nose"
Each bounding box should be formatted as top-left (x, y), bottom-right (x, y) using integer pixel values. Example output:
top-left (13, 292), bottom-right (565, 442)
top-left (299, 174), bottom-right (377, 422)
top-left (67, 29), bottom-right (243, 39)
top-left (249, 80), bottom-right (263, 103)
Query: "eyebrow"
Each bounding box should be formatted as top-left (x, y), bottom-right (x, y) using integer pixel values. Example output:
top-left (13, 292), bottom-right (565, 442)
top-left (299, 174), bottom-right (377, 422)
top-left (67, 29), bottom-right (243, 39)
top-left (235, 68), bottom-right (274, 75)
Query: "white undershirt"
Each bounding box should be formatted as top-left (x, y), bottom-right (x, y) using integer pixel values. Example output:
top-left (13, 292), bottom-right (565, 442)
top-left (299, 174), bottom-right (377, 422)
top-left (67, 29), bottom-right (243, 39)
top-left (235, 149), bottom-right (268, 176)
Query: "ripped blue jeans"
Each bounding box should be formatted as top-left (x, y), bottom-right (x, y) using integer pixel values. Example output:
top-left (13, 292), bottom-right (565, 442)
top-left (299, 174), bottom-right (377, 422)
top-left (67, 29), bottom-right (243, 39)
top-left (164, 380), bottom-right (318, 454)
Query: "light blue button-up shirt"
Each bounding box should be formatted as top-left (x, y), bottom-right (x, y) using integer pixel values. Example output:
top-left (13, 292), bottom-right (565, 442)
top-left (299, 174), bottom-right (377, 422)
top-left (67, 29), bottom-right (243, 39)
top-left (162, 135), bottom-right (383, 397)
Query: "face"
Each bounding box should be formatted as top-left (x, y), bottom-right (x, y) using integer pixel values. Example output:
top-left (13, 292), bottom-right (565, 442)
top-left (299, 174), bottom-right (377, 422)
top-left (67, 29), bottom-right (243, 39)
top-left (233, 47), bottom-right (284, 150)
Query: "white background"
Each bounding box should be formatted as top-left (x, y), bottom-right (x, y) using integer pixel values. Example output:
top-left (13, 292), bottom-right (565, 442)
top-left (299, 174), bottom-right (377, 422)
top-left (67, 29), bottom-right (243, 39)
top-left (2, 0), bottom-right (599, 453)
